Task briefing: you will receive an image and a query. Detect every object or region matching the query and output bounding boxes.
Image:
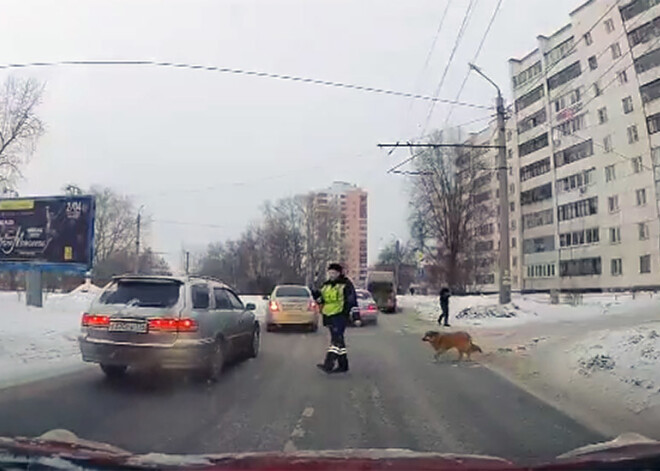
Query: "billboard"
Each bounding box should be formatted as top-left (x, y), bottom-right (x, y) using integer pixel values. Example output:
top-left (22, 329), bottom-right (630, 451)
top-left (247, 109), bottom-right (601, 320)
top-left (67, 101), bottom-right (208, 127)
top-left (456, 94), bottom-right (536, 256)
top-left (0, 195), bottom-right (95, 272)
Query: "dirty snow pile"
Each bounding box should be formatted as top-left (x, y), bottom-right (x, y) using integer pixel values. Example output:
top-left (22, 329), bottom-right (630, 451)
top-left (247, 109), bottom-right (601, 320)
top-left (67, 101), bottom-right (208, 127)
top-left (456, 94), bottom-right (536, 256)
top-left (570, 324), bottom-right (660, 413)
top-left (455, 303), bottom-right (520, 320)
top-left (0, 289), bottom-right (96, 388)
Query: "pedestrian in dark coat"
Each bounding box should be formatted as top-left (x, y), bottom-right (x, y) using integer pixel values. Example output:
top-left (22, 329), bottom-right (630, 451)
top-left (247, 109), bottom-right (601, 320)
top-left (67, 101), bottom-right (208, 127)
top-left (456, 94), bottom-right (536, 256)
top-left (438, 287), bottom-right (451, 327)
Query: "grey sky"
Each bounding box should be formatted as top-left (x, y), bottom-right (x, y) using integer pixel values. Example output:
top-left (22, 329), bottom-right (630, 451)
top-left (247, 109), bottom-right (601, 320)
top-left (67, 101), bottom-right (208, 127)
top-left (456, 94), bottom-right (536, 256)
top-left (2, 0), bottom-right (581, 270)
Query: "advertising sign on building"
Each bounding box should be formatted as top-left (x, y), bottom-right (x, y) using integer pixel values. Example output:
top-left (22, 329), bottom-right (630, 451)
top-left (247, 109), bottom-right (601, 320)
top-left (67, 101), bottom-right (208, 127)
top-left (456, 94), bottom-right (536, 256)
top-left (0, 195), bottom-right (95, 271)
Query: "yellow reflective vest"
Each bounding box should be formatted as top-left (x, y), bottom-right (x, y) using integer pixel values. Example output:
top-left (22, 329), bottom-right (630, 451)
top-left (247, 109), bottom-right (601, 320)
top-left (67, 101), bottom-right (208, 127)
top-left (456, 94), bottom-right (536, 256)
top-left (321, 282), bottom-right (345, 316)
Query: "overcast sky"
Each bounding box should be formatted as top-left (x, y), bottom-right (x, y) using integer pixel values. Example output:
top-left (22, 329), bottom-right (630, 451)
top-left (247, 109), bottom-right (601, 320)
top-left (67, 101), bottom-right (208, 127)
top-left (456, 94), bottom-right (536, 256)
top-left (2, 0), bottom-right (582, 271)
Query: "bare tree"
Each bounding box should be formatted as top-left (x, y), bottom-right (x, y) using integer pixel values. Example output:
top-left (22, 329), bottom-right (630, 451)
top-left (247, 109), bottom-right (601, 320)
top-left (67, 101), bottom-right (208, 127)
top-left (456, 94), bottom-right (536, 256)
top-left (408, 132), bottom-right (494, 292)
top-left (0, 77), bottom-right (45, 193)
top-left (90, 186), bottom-right (141, 265)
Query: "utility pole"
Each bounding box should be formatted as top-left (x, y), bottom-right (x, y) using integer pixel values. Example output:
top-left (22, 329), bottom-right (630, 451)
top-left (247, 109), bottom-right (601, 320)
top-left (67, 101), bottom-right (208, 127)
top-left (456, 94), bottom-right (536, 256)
top-left (394, 239), bottom-right (401, 295)
top-left (469, 63), bottom-right (511, 304)
top-left (185, 251), bottom-right (190, 275)
top-left (135, 205), bottom-right (144, 274)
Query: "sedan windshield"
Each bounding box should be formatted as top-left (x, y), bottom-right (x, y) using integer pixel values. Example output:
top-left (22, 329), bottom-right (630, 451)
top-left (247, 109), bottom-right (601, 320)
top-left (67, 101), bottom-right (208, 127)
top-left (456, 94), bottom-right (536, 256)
top-left (98, 281), bottom-right (180, 307)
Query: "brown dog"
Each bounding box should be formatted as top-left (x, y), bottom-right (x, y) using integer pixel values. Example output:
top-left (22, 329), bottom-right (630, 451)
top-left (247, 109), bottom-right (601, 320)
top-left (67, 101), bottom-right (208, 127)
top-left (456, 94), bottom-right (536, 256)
top-left (422, 330), bottom-right (482, 361)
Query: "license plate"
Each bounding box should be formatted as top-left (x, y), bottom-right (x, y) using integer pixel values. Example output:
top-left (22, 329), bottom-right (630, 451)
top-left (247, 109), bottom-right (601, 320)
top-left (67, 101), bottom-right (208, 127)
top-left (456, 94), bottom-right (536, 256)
top-left (109, 320), bottom-right (148, 333)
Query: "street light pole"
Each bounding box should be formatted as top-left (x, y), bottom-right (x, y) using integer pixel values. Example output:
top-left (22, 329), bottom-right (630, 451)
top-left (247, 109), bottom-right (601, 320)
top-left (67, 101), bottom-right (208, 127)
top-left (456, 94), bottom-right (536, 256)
top-left (135, 205), bottom-right (145, 274)
top-left (469, 63), bottom-right (511, 304)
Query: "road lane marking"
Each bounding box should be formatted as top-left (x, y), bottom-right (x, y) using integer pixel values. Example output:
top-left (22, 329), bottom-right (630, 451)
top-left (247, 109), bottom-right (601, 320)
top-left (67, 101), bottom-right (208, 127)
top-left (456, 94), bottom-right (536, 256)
top-left (283, 405), bottom-right (314, 452)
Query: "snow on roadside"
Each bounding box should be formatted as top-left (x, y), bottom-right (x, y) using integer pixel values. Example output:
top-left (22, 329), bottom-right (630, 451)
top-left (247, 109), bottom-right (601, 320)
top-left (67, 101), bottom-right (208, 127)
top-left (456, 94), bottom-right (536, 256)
top-left (398, 293), bottom-right (659, 328)
top-left (569, 324), bottom-right (660, 413)
top-left (239, 295), bottom-right (268, 321)
top-left (0, 290), bottom-right (97, 388)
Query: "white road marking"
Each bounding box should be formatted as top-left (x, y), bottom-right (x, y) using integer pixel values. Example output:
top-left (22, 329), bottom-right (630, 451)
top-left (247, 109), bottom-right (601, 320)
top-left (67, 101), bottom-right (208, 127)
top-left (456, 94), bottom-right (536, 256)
top-left (283, 405), bottom-right (314, 452)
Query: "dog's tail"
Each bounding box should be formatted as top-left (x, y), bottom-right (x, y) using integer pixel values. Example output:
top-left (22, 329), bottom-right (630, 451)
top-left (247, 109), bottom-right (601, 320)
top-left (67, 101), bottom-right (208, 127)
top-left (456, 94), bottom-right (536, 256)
top-left (469, 343), bottom-right (482, 354)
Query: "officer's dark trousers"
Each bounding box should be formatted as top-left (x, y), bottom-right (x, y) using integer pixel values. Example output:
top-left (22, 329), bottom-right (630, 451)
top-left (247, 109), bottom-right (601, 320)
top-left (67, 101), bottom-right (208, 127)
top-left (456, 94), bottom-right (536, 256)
top-left (322, 314), bottom-right (348, 371)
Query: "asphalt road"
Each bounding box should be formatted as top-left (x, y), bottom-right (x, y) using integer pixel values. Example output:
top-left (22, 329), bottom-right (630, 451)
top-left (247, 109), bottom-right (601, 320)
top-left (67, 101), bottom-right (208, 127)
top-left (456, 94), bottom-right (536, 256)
top-left (0, 309), bottom-right (604, 462)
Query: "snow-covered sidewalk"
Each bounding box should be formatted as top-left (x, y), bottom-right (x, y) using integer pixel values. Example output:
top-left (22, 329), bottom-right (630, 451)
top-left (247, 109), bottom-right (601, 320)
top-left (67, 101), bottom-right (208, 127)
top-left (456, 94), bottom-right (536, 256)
top-left (0, 290), bottom-right (98, 389)
top-left (399, 293), bottom-right (660, 439)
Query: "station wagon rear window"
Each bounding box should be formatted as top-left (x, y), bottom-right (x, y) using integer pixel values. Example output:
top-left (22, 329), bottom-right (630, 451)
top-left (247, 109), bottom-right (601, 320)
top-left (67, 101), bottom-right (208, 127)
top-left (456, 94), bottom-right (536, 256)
top-left (99, 280), bottom-right (181, 307)
top-left (275, 286), bottom-right (309, 297)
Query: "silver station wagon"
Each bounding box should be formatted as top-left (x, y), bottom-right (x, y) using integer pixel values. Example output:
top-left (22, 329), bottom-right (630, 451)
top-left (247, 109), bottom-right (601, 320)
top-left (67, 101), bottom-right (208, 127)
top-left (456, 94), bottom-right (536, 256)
top-left (79, 275), bottom-right (259, 380)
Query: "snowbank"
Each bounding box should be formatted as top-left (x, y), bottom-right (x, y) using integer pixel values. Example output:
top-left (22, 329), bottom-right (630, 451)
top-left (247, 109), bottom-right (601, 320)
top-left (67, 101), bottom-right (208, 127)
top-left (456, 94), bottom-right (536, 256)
top-left (0, 290), bottom-right (97, 389)
top-left (398, 293), bottom-right (658, 328)
top-left (570, 324), bottom-right (660, 414)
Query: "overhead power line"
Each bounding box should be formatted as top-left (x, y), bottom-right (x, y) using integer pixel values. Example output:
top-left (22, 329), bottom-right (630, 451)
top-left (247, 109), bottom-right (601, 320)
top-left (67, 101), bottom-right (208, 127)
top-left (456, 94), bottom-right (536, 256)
top-left (0, 59), bottom-right (492, 110)
top-left (423, 0), bottom-right (479, 131)
top-left (444, 0), bottom-right (503, 127)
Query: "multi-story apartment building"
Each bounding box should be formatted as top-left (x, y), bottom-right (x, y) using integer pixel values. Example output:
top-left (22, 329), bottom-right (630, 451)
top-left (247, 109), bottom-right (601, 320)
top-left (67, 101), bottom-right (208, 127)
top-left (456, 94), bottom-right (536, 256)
top-left (508, 0), bottom-right (660, 291)
top-left (459, 112), bottom-right (521, 293)
top-left (314, 182), bottom-right (368, 286)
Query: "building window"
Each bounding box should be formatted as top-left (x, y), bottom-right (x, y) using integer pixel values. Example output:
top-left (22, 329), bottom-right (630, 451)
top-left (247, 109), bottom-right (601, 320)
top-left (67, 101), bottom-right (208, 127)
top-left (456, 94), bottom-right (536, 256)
top-left (611, 258), bottom-right (623, 276)
top-left (523, 235), bottom-right (555, 254)
top-left (636, 188), bottom-right (647, 205)
top-left (640, 254), bottom-right (652, 273)
top-left (520, 157), bottom-right (551, 181)
top-left (628, 125), bottom-right (640, 143)
top-left (588, 55), bottom-right (598, 70)
top-left (511, 219), bottom-right (516, 230)
top-left (523, 208), bottom-right (553, 229)
top-left (605, 18), bottom-right (615, 33)
top-left (512, 256), bottom-right (517, 267)
top-left (611, 42), bottom-right (622, 59)
top-left (511, 237), bottom-right (516, 248)
top-left (545, 37), bottom-right (575, 67)
top-left (632, 156), bottom-right (643, 173)
top-left (618, 70), bottom-right (629, 84)
top-left (623, 96), bottom-right (634, 113)
top-left (513, 61), bottom-right (543, 89)
top-left (628, 15), bottom-right (660, 46)
top-left (558, 197), bottom-right (598, 221)
top-left (554, 88), bottom-right (582, 113)
top-left (547, 61), bottom-right (581, 90)
top-left (509, 183), bottom-right (515, 194)
top-left (603, 135), bottom-right (613, 153)
top-left (605, 164), bottom-right (616, 182)
top-left (554, 113), bottom-right (586, 136)
top-left (519, 133), bottom-right (549, 156)
top-left (593, 81), bottom-right (602, 96)
top-left (610, 226), bottom-right (622, 243)
top-left (584, 31), bottom-right (593, 45)
top-left (634, 47), bottom-right (660, 74)
top-left (560, 257), bottom-right (602, 277)
top-left (560, 227), bottom-right (599, 247)
top-left (640, 77), bottom-right (660, 103)
top-left (598, 107), bottom-right (608, 124)
top-left (508, 149), bottom-right (513, 159)
top-left (608, 195), bottom-right (620, 213)
top-left (518, 108), bottom-right (547, 134)
top-left (515, 85), bottom-right (545, 111)
top-left (520, 182), bottom-right (552, 206)
top-left (554, 139), bottom-right (594, 167)
top-left (639, 222), bottom-right (650, 240)
top-left (526, 263), bottom-right (556, 278)
top-left (621, 0), bottom-right (660, 22)
top-left (557, 168), bottom-right (595, 194)
top-left (647, 112), bottom-right (660, 134)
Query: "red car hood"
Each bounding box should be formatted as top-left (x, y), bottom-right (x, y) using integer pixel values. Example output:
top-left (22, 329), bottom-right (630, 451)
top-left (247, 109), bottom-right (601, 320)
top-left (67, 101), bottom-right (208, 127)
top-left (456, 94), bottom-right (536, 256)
top-left (1, 430), bottom-right (660, 470)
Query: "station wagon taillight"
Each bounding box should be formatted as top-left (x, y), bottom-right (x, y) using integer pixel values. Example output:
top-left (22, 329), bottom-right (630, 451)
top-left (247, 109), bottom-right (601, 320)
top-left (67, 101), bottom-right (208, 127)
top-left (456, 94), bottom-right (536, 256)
top-left (81, 313), bottom-right (110, 327)
top-left (148, 318), bottom-right (198, 332)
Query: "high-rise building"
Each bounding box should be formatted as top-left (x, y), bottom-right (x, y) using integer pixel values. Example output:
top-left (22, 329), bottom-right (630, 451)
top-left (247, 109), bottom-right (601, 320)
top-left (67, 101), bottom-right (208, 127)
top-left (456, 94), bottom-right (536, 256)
top-left (505, 0), bottom-right (660, 291)
top-left (315, 182), bottom-right (368, 285)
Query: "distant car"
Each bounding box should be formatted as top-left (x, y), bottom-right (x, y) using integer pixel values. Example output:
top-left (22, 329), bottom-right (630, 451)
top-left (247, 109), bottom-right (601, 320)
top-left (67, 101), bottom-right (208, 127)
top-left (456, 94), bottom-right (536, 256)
top-left (353, 289), bottom-right (378, 326)
top-left (78, 275), bottom-right (259, 381)
top-left (266, 285), bottom-right (319, 332)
